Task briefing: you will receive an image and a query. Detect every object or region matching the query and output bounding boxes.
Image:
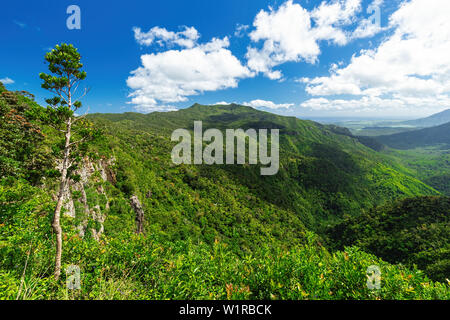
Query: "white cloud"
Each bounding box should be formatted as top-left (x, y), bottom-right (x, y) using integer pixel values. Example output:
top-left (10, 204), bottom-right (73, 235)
top-left (0, 77), bottom-right (14, 85)
top-left (213, 101), bottom-right (232, 105)
top-left (246, 0), bottom-right (319, 78)
top-left (245, 0), bottom-right (383, 79)
top-left (211, 99), bottom-right (295, 110)
top-left (301, 0), bottom-right (450, 114)
top-left (351, 0), bottom-right (385, 39)
top-left (234, 24), bottom-right (249, 38)
top-left (210, 100), bottom-right (295, 110)
top-left (243, 99), bottom-right (294, 110)
top-left (351, 19), bottom-right (382, 39)
top-left (127, 28), bottom-right (252, 112)
top-left (13, 20), bottom-right (26, 29)
top-left (126, 1), bottom-right (390, 113)
top-left (300, 95), bottom-right (450, 116)
top-left (311, 0), bottom-right (362, 45)
top-left (133, 26), bottom-right (200, 48)
top-left (301, 96), bottom-right (401, 111)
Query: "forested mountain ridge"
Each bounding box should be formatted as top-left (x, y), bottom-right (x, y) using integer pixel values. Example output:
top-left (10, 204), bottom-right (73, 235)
top-left (401, 109), bottom-right (450, 127)
top-left (375, 122), bottom-right (450, 150)
top-left (1, 83), bottom-right (449, 299)
top-left (88, 103), bottom-right (440, 228)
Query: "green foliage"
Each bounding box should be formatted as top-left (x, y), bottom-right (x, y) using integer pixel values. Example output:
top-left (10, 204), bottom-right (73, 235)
top-left (384, 146), bottom-right (450, 196)
top-left (39, 43), bottom-right (101, 176)
top-left (88, 104), bottom-right (438, 229)
top-left (39, 43), bottom-right (90, 138)
top-left (0, 90), bottom-right (52, 183)
top-left (0, 179), bottom-right (54, 292)
top-left (1, 94), bottom-right (448, 300)
top-left (425, 174), bottom-right (450, 196)
top-left (1, 225), bottom-right (448, 299)
top-left (39, 43), bottom-right (86, 109)
top-left (326, 196), bottom-right (450, 281)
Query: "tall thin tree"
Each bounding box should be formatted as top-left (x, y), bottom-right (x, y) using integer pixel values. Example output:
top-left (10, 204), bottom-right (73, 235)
top-left (40, 43), bottom-right (89, 280)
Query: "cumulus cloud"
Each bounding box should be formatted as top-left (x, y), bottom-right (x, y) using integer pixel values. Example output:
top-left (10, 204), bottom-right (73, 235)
top-left (246, 1), bottom-right (319, 78)
top-left (133, 26), bottom-right (200, 48)
top-left (210, 100), bottom-right (295, 110)
top-left (311, 0), bottom-right (362, 44)
top-left (243, 99), bottom-right (294, 110)
top-left (234, 24), bottom-right (249, 38)
top-left (351, 0), bottom-right (385, 39)
top-left (301, 0), bottom-right (450, 114)
top-left (300, 95), bottom-right (450, 116)
top-left (213, 101), bottom-right (233, 105)
top-left (126, 1), bottom-right (389, 113)
top-left (245, 0), bottom-right (383, 79)
top-left (127, 28), bottom-right (252, 112)
top-left (0, 77), bottom-right (14, 85)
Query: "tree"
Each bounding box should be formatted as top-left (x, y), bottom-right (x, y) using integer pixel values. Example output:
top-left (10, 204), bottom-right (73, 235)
top-left (40, 43), bottom-right (92, 280)
top-left (0, 90), bottom-right (49, 183)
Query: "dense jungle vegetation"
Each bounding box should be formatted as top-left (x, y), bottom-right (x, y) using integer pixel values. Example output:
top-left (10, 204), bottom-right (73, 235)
top-left (0, 80), bottom-right (449, 300)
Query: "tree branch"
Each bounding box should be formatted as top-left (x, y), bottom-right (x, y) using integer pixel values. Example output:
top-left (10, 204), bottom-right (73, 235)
top-left (68, 136), bottom-right (87, 147)
top-left (73, 106), bottom-right (90, 123)
top-left (74, 87), bottom-right (90, 103)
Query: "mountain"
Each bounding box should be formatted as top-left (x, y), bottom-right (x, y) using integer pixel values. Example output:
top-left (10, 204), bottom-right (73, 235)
top-left (402, 109), bottom-right (450, 127)
top-left (328, 109), bottom-right (450, 137)
top-left (1, 86), bottom-right (449, 299)
top-left (375, 122), bottom-right (450, 150)
top-left (88, 103), bottom-right (438, 230)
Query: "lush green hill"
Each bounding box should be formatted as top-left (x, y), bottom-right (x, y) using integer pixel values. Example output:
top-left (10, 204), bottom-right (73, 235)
top-left (381, 147), bottom-right (450, 196)
top-left (1, 85), bottom-right (448, 300)
top-left (402, 109), bottom-right (450, 127)
top-left (88, 103), bottom-right (438, 230)
top-left (375, 122), bottom-right (450, 150)
top-left (326, 196), bottom-right (450, 281)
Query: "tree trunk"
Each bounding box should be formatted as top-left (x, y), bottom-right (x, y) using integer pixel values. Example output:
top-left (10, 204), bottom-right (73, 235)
top-left (52, 117), bottom-right (72, 280)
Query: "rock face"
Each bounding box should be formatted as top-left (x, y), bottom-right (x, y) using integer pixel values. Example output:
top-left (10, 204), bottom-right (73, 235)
top-left (130, 195), bottom-right (145, 234)
top-left (56, 156), bottom-right (115, 240)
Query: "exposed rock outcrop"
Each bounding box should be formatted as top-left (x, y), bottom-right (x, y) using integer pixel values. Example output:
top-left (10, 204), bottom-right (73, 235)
top-left (56, 156), bottom-right (115, 240)
top-left (130, 195), bottom-right (145, 234)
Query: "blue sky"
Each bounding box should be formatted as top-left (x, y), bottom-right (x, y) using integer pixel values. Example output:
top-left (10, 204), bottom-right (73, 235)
top-left (1, 0), bottom-right (450, 119)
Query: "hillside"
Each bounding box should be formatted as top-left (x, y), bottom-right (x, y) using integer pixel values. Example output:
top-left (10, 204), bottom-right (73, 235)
top-left (375, 122), bottom-right (450, 150)
top-left (88, 103), bottom-right (438, 230)
top-left (326, 196), bottom-right (450, 281)
top-left (331, 109), bottom-right (450, 137)
top-left (381, 147), bottom-right (450, 196)
top-left (1, 85), bottom-right (449, 299)
top-left (402, 109), bottom-right (450, 127)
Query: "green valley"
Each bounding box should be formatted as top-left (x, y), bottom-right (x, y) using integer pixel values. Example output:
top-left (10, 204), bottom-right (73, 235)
top-left (1, 79), bottom-right (448, 300)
